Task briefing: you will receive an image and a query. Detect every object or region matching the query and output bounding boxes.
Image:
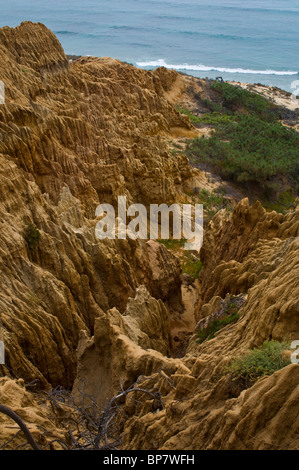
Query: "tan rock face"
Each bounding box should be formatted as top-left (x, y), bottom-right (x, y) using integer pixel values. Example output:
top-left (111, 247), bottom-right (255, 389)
top-left (72, 286), bottom-right (190, 409)
top-left (0, 22), bottom-right (194, 214)
top-left (66, 199), bottom-right (299, 451)
top-left (0, 377), bottom-right (69, 449)
top-left (0, 22), bottom-right (68, 75)
top-left (0, 22), bottom-right (299, 451)
top-left (0, 22), bottom-right (194, 387)
top-left (198, 198), bottom-right (299, 306)
top-left (116, 203), bottom-right (299, 450)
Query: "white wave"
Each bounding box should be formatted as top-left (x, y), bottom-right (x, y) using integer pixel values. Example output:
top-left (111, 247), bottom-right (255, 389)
top-left (136, 59), bottom-right (298, 76)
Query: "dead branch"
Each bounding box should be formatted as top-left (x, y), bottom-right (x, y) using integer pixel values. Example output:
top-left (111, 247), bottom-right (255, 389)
top-left (0, 374), bottom-right (165, 450)
top-left (0, 404), bottom-right (41, 450)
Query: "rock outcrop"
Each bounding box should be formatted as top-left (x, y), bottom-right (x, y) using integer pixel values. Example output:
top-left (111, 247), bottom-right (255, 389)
top-left (0, 377), bottom-right (68, 449)
top-left (72, 286), bottom-right (190, 409)
top-left (68, 199), bottom-right (299, 450)
top-left (0, 22), bottom-right (298, 451)
top-left (0, 21), bottom-right (197, 387)
top-left (198, 198), bottom-right (299, 309)
top-left (116, 202), bottom-right (299, 450)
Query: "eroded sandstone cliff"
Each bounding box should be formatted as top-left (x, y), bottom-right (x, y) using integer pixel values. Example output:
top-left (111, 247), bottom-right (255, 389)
top-left (0, 21), bottom-right (199, 389)
top-left (0, 22), bottom-right (298, 451)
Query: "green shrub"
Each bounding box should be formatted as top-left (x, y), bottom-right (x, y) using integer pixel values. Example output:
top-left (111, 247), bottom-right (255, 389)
top-left (157, 238), bottom-right (202, 279)
top-left (184, 80), bottom-right (299, 205)
top-left (197, 311), bottom-right (240, 344)
top-left (157, 238), bottom-right (186, 250)
top-left (175, 106), bottom-right (202, 123)
top-left (187, 114), bottom-right (299, 200)
top-left (210, 81), bottom-right (281, 121)
top-left (262, 190), bottom-right (298, 213)
top-left (196, 188), bottom-right (233, 218)
top-left (197, 112), bottom-right (235, 125)
top-left (226, 340), bottom-right (291, 385)
top-left (25, 224), bottom-right (41, 250)
top-left (182, 258), bottom-right (202, 278)
top-left (202, 98), bottom-right (223, 113)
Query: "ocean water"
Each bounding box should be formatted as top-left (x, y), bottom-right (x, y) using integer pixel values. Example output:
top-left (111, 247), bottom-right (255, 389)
top-left (1, 0), bottom-right (299, 92)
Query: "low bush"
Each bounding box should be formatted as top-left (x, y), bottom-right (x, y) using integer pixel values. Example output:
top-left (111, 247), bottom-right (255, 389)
top-left (197, 311), bottom-right (240, 344)
top-left (176, 80), bottom-right (299, 206)
top-left (186, 114), bottom-right (299, 200)
top-left (157, 238), bottom-right (186, 250)
top-left (182, 258), bottom-right (202, 278)
top-left (175, 106), bottom-right (202, 123)
top-left (25, 224), bottom-right (40, 250)
top-left (226, 340), bottom-right (291, 386)
top-left (210, 81), bottom-right (281, 121)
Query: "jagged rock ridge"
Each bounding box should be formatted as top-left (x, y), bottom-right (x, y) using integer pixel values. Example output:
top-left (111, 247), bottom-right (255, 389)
top-left (0, 22), bottom-right (298, 451)
top-left (0, 21), bottom-right (198, 387)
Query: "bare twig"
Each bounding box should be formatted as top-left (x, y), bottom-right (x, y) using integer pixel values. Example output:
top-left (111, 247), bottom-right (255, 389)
top-left (0, 404), bottom-right (41, 450)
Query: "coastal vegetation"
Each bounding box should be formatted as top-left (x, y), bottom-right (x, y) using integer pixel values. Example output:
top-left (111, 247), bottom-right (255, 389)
top-left (197, 297), bottom-right (241, 344)
top-left (179, 82), bottom-right (299, 209)
top-left (226, 340), bottom-right (291, 386)
top-left (197, 311), bottom-right (240, 344)
top-left (24, 224), bottom-right (40, 250)
top-left (158, 238), bottom-right (202, 279)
